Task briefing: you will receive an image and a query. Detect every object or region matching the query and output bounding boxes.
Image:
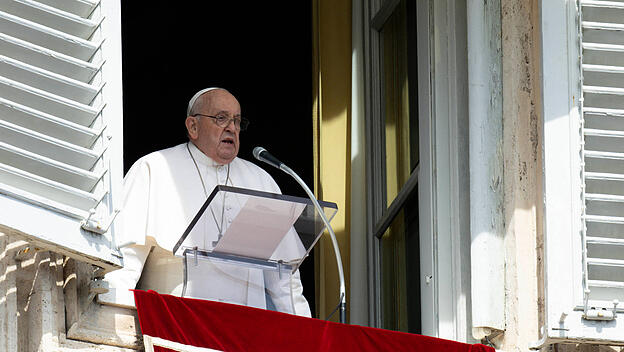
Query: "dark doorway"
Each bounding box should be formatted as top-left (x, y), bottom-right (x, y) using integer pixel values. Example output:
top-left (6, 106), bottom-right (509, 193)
top-left (121, 1), bottom-right (315, 313)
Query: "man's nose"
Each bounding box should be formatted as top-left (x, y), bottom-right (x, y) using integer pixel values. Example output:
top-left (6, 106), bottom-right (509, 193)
top-left (224, 118), bottom-right (237, 131)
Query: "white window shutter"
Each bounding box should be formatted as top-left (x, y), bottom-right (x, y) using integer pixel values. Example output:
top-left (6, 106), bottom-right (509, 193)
top-left (0, 0), bottom-right (122, 270)
top-left (540, 0), bottom-right (624, 345)
top-left (580, 0), bottom-right (624, 316)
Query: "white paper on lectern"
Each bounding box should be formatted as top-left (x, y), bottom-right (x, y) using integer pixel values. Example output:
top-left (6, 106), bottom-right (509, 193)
top-left (213, 196), bottom-right (306, 260)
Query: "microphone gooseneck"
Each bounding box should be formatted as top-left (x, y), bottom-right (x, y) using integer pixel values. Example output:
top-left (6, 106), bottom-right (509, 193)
top-left (252, 146), bottom-right (347, 324)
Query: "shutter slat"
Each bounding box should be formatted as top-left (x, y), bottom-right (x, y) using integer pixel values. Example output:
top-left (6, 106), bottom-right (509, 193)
top-left (584, 107), bottom-right (624, 117)
top-left (585, 171), bottom-right (624, 181)
top-left (583, 85), bottom-right (624, 95)
top-left (585, 128), bottom-right (624, 137)
top-left (0, 54), bottom-right (102, 104)
top-left (0, 76), bottom-right (102, 126)
top-left (584, 64), bottom-right (624, 73)
top-left (586, 193), bottom-right (624, 202)
top-left (587, 236), bottom-right (624, 245)
top-left (585, 150), bottom-right (624, 160)
top-left (0, 164), bottom-right (102, 212)
top-left (585, 214), bottom-right (624, 224)
top-left (0, 97), bottom-right (101, 148)
top-left (33, 0), bottom-right (99, 19)
top-left (583, 42), bottom-right (624, 52)
top-left (583, 21), bottom-right (624, 31)
top-left (0, 10), bottom-right (101, 61)
top-left (0, 119), bottom-right (104, 170)
top-left (588, 280), bottom-right (624, 289)
top-left (0, 32), bottom-right (100, 83)
top-left (0, 0), bottom-right (101, 39)
top-left (0, 142), bottom-right (103, 192)
top-left (587, 258), bottom-right (624, 268)
top-left (581, 0), bottom-right (624, 8)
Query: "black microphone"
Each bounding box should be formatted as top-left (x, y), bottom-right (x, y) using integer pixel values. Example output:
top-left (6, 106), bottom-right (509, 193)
top-left (253, 146), bottom-right (284, 170)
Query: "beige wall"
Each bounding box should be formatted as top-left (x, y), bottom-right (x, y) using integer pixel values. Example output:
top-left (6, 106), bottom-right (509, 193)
top-left (494, 0), bottom-right (543, 350)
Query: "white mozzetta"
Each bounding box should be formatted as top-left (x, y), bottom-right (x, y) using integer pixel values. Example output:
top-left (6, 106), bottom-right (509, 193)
top-left (102, 143), bottom-right (312, 317)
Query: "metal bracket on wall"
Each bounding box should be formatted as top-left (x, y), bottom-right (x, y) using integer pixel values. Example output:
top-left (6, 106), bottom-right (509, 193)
top-left (583, 299), bottom-right (619, 321)
top-left (81, 208), bottom-right (120, 234)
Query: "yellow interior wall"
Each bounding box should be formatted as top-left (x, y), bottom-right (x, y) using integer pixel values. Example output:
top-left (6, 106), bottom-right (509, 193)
top-left (312, 0), bottom-right (352, 322)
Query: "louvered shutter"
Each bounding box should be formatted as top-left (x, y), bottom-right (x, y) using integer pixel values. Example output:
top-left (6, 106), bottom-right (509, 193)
top-left (580, 0), bottom-right (624, 319)
top-left (541, 0), bottom-right (624, 345)
top-left (0, 0), bottom-right (122, 269)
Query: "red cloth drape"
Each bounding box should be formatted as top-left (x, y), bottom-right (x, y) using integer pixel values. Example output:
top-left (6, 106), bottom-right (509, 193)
top-left (133, 290), bottom-right (494, 352)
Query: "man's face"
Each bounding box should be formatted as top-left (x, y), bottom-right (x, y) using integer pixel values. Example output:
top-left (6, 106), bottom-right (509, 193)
top-left (186, 90), bottom-right (241, 164)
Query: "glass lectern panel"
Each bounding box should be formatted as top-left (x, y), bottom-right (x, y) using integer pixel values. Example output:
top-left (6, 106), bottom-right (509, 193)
top-left (173, 185), bottom-right (338, 274)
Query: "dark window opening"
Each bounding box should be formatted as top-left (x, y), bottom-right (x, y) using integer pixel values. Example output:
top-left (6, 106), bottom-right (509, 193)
top-left (121, 1), bottom-right (315, 313)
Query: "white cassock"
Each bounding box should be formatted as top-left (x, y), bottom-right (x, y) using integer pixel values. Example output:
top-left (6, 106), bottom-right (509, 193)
top-left (101, 142), bottom-right (312, 317)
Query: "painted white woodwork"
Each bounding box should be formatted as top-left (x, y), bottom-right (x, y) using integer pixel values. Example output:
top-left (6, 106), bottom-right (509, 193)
top-left (466, 0), bottom-right (505, 338)
top-left (539, 0), bottom-right (624, 345)
top-left (0, 0), bottom-right (122, 270)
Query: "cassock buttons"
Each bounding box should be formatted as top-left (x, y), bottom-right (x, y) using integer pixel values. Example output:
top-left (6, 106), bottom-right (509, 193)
top-left (217, 166), bottom-right (227, 184)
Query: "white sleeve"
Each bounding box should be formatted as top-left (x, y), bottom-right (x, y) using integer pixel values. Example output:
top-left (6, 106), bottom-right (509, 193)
top-left (99, 157), bottom-right (154, 308)
top-left (118, 158), bottom-right (152, 247)
top-left (99, 244), bottom-right (152, 308)
top-left (265, 269), bottom-right (312, 317)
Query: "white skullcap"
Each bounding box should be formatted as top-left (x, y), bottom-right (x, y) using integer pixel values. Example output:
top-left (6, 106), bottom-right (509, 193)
top-left (186, 87), bottom-right (224, 116)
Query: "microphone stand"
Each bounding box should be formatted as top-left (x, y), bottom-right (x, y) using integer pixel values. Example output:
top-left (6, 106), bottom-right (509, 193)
top-left (279, 164), bottom-right (347, 324)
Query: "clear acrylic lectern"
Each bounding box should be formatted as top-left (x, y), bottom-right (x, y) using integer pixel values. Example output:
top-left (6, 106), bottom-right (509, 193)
top-left (172, 185), bottom-right (337, 301)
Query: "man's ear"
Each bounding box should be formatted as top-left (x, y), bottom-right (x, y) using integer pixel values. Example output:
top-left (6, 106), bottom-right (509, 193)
top-left (185, 116), bottom-right (198, 139)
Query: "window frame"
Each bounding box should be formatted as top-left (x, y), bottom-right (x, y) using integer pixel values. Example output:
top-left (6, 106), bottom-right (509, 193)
top-left (364, 0), bottom-right (426, 331)
top-left (362, 0), bottom-right (471, 340)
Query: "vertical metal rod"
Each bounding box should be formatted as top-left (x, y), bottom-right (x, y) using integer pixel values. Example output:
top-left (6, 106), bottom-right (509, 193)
top-left (281, 164), bottom-right (347, 324)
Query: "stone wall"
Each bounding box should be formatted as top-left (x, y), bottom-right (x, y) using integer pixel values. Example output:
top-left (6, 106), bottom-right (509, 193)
top-left (497, 1), bottom-right (622, 351)
top-left (497, 0), bottom-right (543, 350)
top-left (0, 232), bottom-right (141, 351)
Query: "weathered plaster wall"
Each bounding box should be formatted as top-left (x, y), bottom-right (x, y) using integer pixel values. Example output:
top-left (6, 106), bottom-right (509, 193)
top-left (0, 232), bottom-right (141, 351)
top-left (497, 0), bottom-right (543, 350)
top-left (497, 1), bottom-right (622, 351)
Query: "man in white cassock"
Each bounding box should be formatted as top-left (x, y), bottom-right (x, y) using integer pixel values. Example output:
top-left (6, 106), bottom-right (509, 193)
top-left (101, 88), bottom-right (312, 317)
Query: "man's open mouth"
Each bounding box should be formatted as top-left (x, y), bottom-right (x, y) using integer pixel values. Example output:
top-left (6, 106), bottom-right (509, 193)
top-left (222, 139), bottom-right (234, 145)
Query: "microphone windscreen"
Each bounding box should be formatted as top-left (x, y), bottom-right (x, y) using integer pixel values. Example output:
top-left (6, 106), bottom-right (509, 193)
top-left (253, 146), bottom-right (266, 160)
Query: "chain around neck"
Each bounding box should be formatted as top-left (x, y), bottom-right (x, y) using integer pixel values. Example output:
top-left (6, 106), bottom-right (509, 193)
top-left (186, 142), bottom-right (230, 236)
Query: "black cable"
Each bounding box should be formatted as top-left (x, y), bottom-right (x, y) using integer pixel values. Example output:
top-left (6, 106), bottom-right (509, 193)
top-left (325, 293), bottom-right (345, 321)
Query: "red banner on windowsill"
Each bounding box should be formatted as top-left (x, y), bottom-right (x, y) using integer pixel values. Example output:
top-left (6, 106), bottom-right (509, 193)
top-left (133, 290), bottom-right (494, 352)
